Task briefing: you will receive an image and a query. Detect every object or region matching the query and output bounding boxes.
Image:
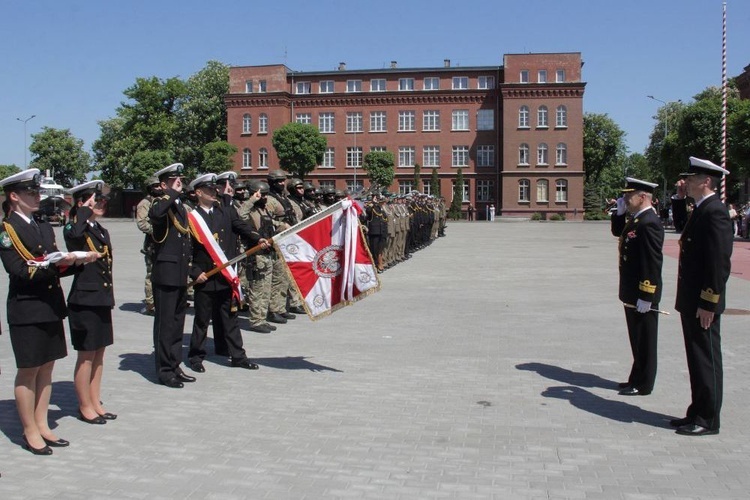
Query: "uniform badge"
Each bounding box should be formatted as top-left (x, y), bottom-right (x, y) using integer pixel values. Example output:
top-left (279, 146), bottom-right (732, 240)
top-left (0, 231), bottom-right (11, 248)
top-left (64, 223), bottom-right (72, 231)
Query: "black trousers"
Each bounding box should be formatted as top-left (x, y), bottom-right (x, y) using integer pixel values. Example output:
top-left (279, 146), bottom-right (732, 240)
top-left (680, 313), bottom-right (723, 430)
top-left (188, 287), bottom-right (246, 364)
top-left (623, 306), bottom-right (659, 392)
top-left (153, 284), bottom-right (188, 383)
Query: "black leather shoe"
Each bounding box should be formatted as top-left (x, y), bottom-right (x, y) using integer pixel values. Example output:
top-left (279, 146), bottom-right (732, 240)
top-left (97, 412), bottom-right (117, 420)
top-left (266, 323), bottom-right (277, 331)
top-left (618, 382), bottom-right (630, 389)
top-left (22, 435), bottom-right (53, 455)
top-left (670, 416), bottom-right (693, 428)
top-left (676, 424), bottom-right (719, 436)
top-left (43, 436), bottom-right (70, 447)
top-left (175, 369), bottom-right (196, 383)
top-left (78, 412), bottom-right (107, 425)
top-left (281, 312), bottom-right (296, 320)
top-left (288, 305), bottom-right (306, 314)
top-left (618, 386), bottom-right (651, 396)
top-left (267, 313), bottom-right (287, 324)
top-left (162, 377), bottom-right (184, 389)
top-left (190, 361), bottom-right (206, 373)
top-left (231, 359), bottom-right (259, 370)
top-left (249, 324), bottom-right (273, 333)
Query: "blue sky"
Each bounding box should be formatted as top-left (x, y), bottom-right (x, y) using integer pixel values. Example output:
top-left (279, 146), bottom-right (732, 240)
top-left (1, 0), bottom-right (748, 171)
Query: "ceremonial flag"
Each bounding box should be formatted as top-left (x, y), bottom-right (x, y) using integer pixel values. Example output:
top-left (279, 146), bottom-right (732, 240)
top-left (273, 199), bottom-right (380, 320)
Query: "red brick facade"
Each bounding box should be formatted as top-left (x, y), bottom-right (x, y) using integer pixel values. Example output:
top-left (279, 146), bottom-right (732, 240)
top-left (226, 53), bottom-right (585, 220)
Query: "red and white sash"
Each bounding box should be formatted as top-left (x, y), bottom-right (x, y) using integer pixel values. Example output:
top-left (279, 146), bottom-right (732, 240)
top-left (187, 209), bottom-right (243, 303)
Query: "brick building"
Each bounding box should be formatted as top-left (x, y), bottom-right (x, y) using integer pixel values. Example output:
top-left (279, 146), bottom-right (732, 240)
top-left (226, 52), bottom-right (585, 220)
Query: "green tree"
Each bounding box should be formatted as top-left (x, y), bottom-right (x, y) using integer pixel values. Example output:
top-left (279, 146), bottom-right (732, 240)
top-left (29, 127), bottom-right (91, 186)
top-left (583, 113), bottom-right (628, 212)
top-left (0, 164), bottom-right (20, 193)
top-left (201, 140), bottom-right (238, 174)
top-left (448, 168), bottom-right (464, 220)
top-left (271, 123), bottom-right (327, 179)
top-left (412, 163), bottom-right (422, 192)
top-left (430, 168), bottom-right (440, 197)
top-left (362, 151), bottom-right (395, 190)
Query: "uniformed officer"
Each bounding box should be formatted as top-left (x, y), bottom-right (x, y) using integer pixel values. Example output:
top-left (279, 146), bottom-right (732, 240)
top-left (65, 180), bottom-right (117, 423)
top-left (672, 157), bottom-right (733, 436)
top-left (187, 174), bottom-right (266, 372)
top-left (136, 176), bottom-right (161, 315)
top-left (0, 168), bottom-right (96, 454)
top-left (611, 178), bottom-right (664, 397)
top-left (148, 162), bottom-right (195, 388)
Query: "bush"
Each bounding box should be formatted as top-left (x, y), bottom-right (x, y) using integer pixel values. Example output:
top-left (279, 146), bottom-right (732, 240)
top-left (530, 212), bottom-right (543, 221)
top-left (584, 211), bottom-right (609, 221)
top-left (549, 213), bottom-right (565, 221)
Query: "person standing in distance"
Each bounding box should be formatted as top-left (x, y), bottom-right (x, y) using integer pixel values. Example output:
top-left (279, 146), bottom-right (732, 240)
top-left (148, 163), bottom-right (196, 389)
top-left (671, 157), bottom-right (733, 436)
top-left (611, 178), bottom-right (664, 397)
top-left (136, 176), bottom-right (162, 315)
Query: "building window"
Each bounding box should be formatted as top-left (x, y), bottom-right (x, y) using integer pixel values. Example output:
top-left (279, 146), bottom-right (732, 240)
top-left (258, 80), bottom-right (267, 93)
top-left (477, 110), bottom-right (494, 130)
top-left (537, 143), bottom-right (549, 165)
top-left (422, 183), bottom-right (432, 196)
top-left (245, 80), bottom-right (253, 93)
top-left (423, 110), bottom-right (440, 132)
top-left (398, 111), bottom-right (416, 132)
top-left (556, 106), bottom-right (568, 128)
top-left (398, 78), bottom-right (414, 91)
top-left (258, 114), bottom-right (268, 134)
top-left (452, 146), bottom-right (469, 167)
top-left (346, 112), bottom-right (363, 133)
top-left (320, 80), bottom-right (334, 93)
top-left (242, 148), bottom-right (252, 170)
top-left (347, 179), bottom-right (364, 193)
top-left (346, 80), bottom-right (362, 92)
top-left (519, 179), bottom-right (530, 202)
top-left (319, 112), bottom-right (335, 133)
top-left (370, 79), bottom-right (386, 92)
top-left (319, 180), bottom-right (335, 191)
top-left (537, 180), bottom-right (549, 202)
top-left (452, 180), bottom-right (470, 202)
top-left (452, 76), bottom-right (468, 90)
top-left (477, 180), bottom-right (494, 202)
top-left (556, 179), bottom-right (568, 202)
top-left (519, 143), bottom-right (530, 165)
top-left (423, 146), bottom-right (440, 167)
top-left (296, 82), bottom-right (311, 94)
top-left (242, 114), bottom-right (252, 134)
top-left (518, 106), bottom-right (529, 128)
top-left (370, 146), bottom-right (387, 152)
top-left (538, 70), bottom-right (547, 83)
top-left (477, 145), bottom-right (495, 167)
top-left (556, 143), bottom-right (568, 165)
top-left (478, 76), bottom-right (495, 89)
top-left (296, 113), bottom-right (312, 124)
top-left (398, 146), bottom-right (415, 168)
top-left (556, 69), bottom-right (566, 83)
top-left (452, 110), bottom-right (469, 131)
top-left (346, 147), bottom-right (363, 168)
top-left (258, 148), bottom-right (268, 169)
top-left (322, 147), bottom-right (335, 168)
top-left (424, 77), bottom-right (439, 90)
top-left (520, 70), bottom-right (529, 83)
top-left (399, 181), bottom-right (415, 195)
top-left (537, 106), bottom-right (548, 128)
top-left (370, 111), bottom-right (386, 132)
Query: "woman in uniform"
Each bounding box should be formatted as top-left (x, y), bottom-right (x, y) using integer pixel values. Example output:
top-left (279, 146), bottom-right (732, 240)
top-left (64, 181), bottom-right (115, 425)
top-left (0, 169), bottom-right (96, 455)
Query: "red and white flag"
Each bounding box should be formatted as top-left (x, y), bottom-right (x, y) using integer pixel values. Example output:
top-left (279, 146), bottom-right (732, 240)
top-left (273, 199), bottom-right (380, 320)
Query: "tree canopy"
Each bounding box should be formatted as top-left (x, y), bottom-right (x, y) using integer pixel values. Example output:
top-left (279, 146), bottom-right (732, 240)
top-left (271, 123), bottom-right (327, 179)
top-left (29, 127), bottom-right (91, 186)
top-left (362, 151), bottom-right (395, 190)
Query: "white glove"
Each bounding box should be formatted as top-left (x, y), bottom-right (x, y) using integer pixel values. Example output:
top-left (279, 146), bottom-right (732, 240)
top-left (616, 197), bottom-right (627, 216)
top-left (636, 299), bottom-right (652, 313)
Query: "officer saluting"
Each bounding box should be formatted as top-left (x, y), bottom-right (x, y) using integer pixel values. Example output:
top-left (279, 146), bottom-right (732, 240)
top-left (148, 163), bottom-right (195, 388)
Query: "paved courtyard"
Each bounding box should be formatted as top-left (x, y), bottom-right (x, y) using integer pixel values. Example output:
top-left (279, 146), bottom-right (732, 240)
top-left (1, 219), bottom-right (749, 499)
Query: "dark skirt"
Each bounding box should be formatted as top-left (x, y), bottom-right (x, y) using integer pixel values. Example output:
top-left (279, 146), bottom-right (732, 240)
top-left (68, 304), bottom-right (114, 351)
top-left (9, 321), bottom-right (68, 369)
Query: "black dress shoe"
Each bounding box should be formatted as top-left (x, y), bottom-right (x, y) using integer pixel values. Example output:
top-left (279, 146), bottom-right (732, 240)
top-left (281, 312), bottom-right (296, 320)
top-left (97, 412), bottom-right (117, 420)
top-left (231, 359), bottom-right (259, 370)
top-left (267, 313), bottom-right (287, 324)
top-left (266, 323), bottom-right (277, 331)
top-left (618, 386), bottom-right (651, 396)
top-left (78, 412), bottom-right (107, 425)
top-left (618, 382), bottom-right (630, 389)
top-left (288, 305), bottom-right (306, 314)
top-left (190, 361), bottom-right (206, 373)
top-left (43, 436), bottom-right (70, 447)
top-left (669, 416), bottom-right (693, 428)
top-left (175, 369), bottom-right (196, 382)
top-left (676, 424), bottom-right (719, 436)
top-left (249, 324), bottom-right (273, 333)
top-left (22, 435), bottom-right (53, 455)
top-left (162, 377), bottom-right (184, 388)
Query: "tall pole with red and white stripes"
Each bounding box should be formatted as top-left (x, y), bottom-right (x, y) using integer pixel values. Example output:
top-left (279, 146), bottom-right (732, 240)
top-left (721, 2), bottom-right (728, 202)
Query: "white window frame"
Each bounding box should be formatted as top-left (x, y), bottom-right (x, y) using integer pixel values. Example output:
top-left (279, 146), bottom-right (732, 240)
top-left (519, 179), bottom-right (530, 202)
top-left (478, 76), bottom-right (495, 89)
top-left (398, 146), bottom-right (416, 168)
top-left (537, 106), bottom-right (548, 128)
top-left (295, 113), bottom-right (312, 124)
top-left (477, 110), bottom-right (494, 131)
top-left (537, 179), bottom-right (549, 203)
top-left (245, 80), bottom-right (253, 93)
top-left (518, 106), bottom-right (529, 128)
top-left (370, 79), bottom-right (386, 92)
top-left (477, 145), bottom-right (495, 167)
top-left (423, 77), bottom-right (440, 90)
top-left (370, 111), bottom-right (386, 132)
top-left (258, 113), bottom-right (268, 134)
top-left (538, 70), bottom-right (547, 83)
top-left (477, 180), bottom-right (494, 202)
top-left (242, 148), bottom-right (252, 170)
top-left (346, 112), bottom-right (363, 133)
top-left (320, 80), bottom-right (334, 93)
top-left (520, 70), bottom-right (529, 83)
top-left (398, 78), bottom-right (415, 91)
top-left (519, 143), bottom-right (530, 165)
top-left (319, 112), bottom-right (335, 133)
top-left (556, 143), bottom-right (568, 165)
top-left (258, 80), bottom-right (267, 93)
top-left (242, 113), bottom-right (252, 134)
top-left (398, 111), bottom-right (416, 132)
top-left (346, 147), bottom-right (363, 168)
top-left (370, 146), bottom-right (387, 152)
top-left (399, 180), bottom-right (415, 195)
top-left (423, 110), bottom-right (440, 132)
top-left (452, 76), bottom-right (469, 90)
top-left (322, 147), bottom-right (335, 168)
top-left (258, 148), bottom-right (268, 169)
top-left (537, 143), bottom-right (549, 165)
top-left (452, 110), bottom-right (469, 131)
top-left (556, 179), bottom-right (568, 202)
top-left (452, 146), bottom-right (469, 168)
top-left (347, 179), bottom-right (364, 193)
top-left (319, 180), bottom-right (335, 191)
top-left (452, 180), bottom-right (470, 202)
top-left (296, 81), bottom-right (311, 94)
top-left (556, 69), bottom-right (566, 83)
top-left (423, 146), bottom-right (440, 168)
top-left (346, 80), bottom-right (362, 92)
top-left (556, 105), bottom-right (568, 128)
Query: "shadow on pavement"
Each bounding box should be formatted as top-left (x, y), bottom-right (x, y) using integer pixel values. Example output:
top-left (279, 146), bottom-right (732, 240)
top-left (516, 362), bottom-right (619, 389)
top-left (252, 356), bottom-right (343, 372)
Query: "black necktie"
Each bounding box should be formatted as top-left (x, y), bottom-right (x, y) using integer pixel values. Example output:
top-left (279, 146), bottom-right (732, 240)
top-left (30, 219), bottom-right (41, 236)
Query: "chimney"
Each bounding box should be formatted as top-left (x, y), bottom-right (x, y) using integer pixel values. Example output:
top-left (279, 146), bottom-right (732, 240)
top-left (444, 59), bottom-right (451, 68)
top-left (390, 60), bottom-right (397, 69)
top-left (338, 62), bottom-right (346, 71)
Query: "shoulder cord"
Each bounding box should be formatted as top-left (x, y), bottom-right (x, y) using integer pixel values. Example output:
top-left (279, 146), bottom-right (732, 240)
top-left (2, 221), bottom-right (35, 261)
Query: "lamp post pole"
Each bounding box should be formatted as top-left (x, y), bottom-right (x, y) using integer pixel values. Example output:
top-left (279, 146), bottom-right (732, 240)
top-left (16, 114), bottom-right (36, 168)
top-left (647, 96), bottom-right (671, 202)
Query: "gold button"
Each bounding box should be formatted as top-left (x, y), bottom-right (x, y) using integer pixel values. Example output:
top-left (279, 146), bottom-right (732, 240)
top-left (104, 283), bottom-right (108, 288)
top-left (48, 285), bottom-right (53, 289)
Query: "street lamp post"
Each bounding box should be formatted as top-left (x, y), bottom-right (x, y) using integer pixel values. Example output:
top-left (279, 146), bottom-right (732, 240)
top-left (16, 114), bottom-right (36, 168)
top-left (646, 96), bottom-right (672, 202)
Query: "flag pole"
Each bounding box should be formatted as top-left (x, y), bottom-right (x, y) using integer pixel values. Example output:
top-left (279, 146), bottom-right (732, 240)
top-left (720, 1), bottom-right (728, 202)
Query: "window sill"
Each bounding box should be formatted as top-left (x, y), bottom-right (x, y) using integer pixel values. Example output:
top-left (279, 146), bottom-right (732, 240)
top-left (451, 165), bottom-right (469, 169)
top-left (536, 163), bottom-right (549, 167)
top-left (451, 129), bottom-right (470, 132)
top-left (517, 126), bottom-right (530, 130)
top-left (555, 126), bottom-right (568, 130)
top-left (257, 166), bottom-right (268, 170)
top-left (517, 163), bottom-right (530, 168)
top-left (422, 130), bottom-right (441, 133)
top-left (345, 131), bottom-right (364, 134)
top-left (536, 126), bottom-right (549, 130)
top-left (241, 133), bottom-right (252, 136)
top-left (369, 130), bottom-right (387, 133)
top-left (321, 131), bottom-right (335, 134)
top-left (318, 166), bottom-right (335, 169)
top-left (397, 130), bottom-right (416, 133)
top-left (518, 200), bottom-right (530, 204)
top-left (554, 163), bottom-right (567, 167)
top-left (555, 200), bottom-right (568, 204)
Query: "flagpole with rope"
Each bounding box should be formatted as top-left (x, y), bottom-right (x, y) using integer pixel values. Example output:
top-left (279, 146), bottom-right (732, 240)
top-left (720, 1), bottom-right (728, 202)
